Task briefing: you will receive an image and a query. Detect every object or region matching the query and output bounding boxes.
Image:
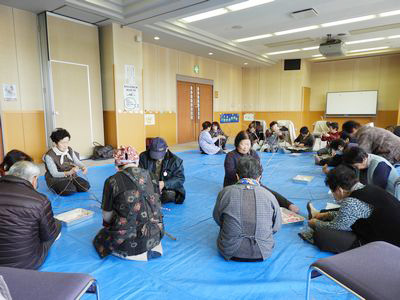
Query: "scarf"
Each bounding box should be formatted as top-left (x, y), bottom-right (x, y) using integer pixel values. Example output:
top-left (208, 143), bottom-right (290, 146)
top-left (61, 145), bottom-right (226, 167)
top-left (237, 178), bottom-right (259, 186)
top-left (52, 146), bottom-right (73, 165)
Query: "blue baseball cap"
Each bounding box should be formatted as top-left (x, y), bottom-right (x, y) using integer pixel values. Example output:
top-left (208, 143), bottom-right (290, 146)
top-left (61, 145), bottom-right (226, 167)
top-left (149, 137), bottom-right (168, 160)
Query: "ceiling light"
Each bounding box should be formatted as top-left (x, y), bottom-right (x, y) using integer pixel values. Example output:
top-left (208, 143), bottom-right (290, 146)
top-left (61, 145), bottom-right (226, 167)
top-left (388, 35), bottom-right (400, 39)
top-left (321, 15), bottom-right (376, 27)
top-left (154, 36), bottom-right (160, 40)
top-left (234, 33), bottom-right (273, 42)
top-left (274, 25), bottom-right (319, 36)
top-left (346, 37), bottom-right (385, 45)
top-left (181, 8), bottom-right (228, 23)
top-left (266, 49), bottom-right (300, 55)
top-left (302, 46), bottom-right (319, 51)
top-left (244, 62), bottom-right (248, 65)
top-left (208, 52), bottom-right (213, 55)
top-left (379, 10), bottom-right (400, 17)
top-left (227, 0), bottom-right (274, 12)
top-left (312, 54), bottom-right (323, 57)
top-left (348, 46), bottom-right (389, 53)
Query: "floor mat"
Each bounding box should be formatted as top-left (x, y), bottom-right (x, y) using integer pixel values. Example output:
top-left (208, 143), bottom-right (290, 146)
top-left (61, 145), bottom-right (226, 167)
top-left (37, 150), bottom-right (357, 300)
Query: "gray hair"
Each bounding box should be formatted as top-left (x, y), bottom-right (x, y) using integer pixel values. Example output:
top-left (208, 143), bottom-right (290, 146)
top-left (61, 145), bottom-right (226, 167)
top-left (8, 161), bottom-right (40, 182)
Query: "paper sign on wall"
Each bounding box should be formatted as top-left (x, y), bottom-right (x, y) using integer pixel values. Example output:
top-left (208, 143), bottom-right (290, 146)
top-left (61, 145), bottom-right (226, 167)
top-left (2, 84), bottom-right (17, 101)
top-left (125, 65), bottom-right (135, 85)
top-left (243, 113), bottom-right (254, 121)
top-left (144, 114), bottom-right (155, 126)
top-left (124, 84), bottom-right (140, 111)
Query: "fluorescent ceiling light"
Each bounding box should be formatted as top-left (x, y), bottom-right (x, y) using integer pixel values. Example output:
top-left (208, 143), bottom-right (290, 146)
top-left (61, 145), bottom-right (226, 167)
top-left (389, 35), bottom-right (400, 39)
top-left (346, 37), bottom-right (385, 45)
top-left (321, 15), bottom-right (376, 27)
top-left (348, 46), bottom-right (389, 53)
top-left (227, 0), bottom-right (274, 12)
top-left (208, 52), bottom-right (213, 55)
top-left (154, 36), bottom-right (160, 40)
top-left (312, 54), bottom-right (323, 57)
top-left (274, 25), bottom-right (319, 36)
top-left (181, 8), bottom-right (228, 23)
top-left (379, 10), bottom-right (400, 17)
top-left (234, 33), bottom-right (273, 42)
top-left (267, 49), bottom-right (300, 55)
top-left (302, 46), bottom-right (319, 51)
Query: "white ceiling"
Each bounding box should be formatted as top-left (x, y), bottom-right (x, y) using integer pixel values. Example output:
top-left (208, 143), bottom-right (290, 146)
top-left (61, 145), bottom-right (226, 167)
top-left (2, 0), bottom-right (400, 66)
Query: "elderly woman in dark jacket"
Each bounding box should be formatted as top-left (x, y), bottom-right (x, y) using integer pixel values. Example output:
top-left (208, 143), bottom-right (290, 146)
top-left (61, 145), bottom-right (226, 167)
top-left (224, 131), bottom-right (299, 212)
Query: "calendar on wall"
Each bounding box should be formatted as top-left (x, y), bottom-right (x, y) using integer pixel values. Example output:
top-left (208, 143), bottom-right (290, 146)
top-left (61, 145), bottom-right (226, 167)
top-left (220, 113), bottom-right (240, 123)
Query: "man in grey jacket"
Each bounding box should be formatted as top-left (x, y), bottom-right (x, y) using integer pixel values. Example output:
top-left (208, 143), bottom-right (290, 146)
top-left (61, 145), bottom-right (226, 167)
top-left (213, 156), bottom-right (281, 262)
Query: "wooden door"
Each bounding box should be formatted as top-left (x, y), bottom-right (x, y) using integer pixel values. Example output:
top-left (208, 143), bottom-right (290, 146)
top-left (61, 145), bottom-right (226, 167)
top-left (177, 81), bottom-right (213, 143)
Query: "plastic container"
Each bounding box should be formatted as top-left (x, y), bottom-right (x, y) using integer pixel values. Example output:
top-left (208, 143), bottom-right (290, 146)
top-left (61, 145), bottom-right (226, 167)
top-left (55, 208), bottom-right (94, 227)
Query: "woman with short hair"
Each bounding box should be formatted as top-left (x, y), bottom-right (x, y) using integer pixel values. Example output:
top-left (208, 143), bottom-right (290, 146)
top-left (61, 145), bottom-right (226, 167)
top-left (43, 128), bottom-right (90, 195)
top-left (224, 131), bottom-right (299, 212)
top-left (199, 121), bottom-right (225, 155)
top-left (210, 121), bottom-right (228, 150)
top-left (0, 149), bottom-right (33, 176)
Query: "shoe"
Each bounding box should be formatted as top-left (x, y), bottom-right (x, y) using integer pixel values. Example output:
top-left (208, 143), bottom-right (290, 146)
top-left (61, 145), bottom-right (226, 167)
top-left (306, 201), bottom-right (319, 220)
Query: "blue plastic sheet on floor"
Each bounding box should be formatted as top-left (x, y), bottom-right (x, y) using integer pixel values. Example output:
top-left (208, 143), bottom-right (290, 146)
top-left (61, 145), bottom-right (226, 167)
top-left (37, 150), bottom-right (358, 299)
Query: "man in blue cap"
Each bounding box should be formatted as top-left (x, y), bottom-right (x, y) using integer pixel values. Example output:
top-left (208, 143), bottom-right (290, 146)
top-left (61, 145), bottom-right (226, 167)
top-left (139, 137), bottom-right (186, 204)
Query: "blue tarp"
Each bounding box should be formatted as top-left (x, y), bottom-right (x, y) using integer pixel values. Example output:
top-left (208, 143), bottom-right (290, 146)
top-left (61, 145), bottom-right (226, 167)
top-left (37, 150), bottom-right (357, 299)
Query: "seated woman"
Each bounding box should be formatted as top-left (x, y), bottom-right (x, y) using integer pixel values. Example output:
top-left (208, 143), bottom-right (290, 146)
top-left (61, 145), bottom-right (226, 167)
top-left (93, 146), bottom-right (163, 261)
top-left (0, 149), bottom-right (33, 176)
top-left (246, 122), bottom-right (263, 151)
top-left (224, 131), bottom-right (299, 212)
top-left (317, 122), bottom-right (340, 156)
top-left (210, 121), bottom-right (228, 150)
top-left (300, 165), bottom-right (400, 253)
top-left (44, 128), bottom-right (90, 195)
top-left (261, 121), bottom-right (284, 153)
top-left (214, 156), bottom-right (282, 261)
top-left (343, 146), bottom-right (400, 199)
top-left (199, 121), bottom-right (225, 155)
top-left (293, 126), bottom-right (315, 151)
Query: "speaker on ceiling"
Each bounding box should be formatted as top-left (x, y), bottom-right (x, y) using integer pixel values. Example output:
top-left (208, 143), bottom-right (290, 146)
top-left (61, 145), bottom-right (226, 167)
top-left (284, 59), bottom-right (301, 71)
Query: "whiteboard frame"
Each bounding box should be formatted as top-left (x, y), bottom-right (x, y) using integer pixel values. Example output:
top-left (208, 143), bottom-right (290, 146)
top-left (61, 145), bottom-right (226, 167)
top-left (325, 90), bottom-right (378, 117)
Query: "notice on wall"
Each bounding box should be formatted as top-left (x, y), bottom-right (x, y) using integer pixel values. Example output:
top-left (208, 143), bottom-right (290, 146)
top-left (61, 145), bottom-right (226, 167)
top-left (124, 84), bottom-right (140, 111)
top-left (243, 113), bottom-right (254, 122)
top-left (2, 84), bottom-right (17, 101)
top-left (144, 114), bottom-right (155, 126)
top-left (125, 65), bottom-right (135, 85)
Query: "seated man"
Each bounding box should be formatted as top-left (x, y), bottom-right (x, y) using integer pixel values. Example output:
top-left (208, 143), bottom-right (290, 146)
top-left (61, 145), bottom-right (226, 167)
top-left (342, 120), bottom-right (400, 164)
top-left (93, 146), bottom-right (164, 261)
top-left (343, 146), bottom-right (400, 199)
top-left (293, 126), bottom-right (315, 151)
top-left (213, 156), bottom-right (281, 261)
top-left (139, 137), bottom-right (186, 204)
top-left (300, 165), bottom-right (400, 253)
top-left (0, 161), bottom-right (61, 269)
top-left (315, 139), bottom-right (346, 168)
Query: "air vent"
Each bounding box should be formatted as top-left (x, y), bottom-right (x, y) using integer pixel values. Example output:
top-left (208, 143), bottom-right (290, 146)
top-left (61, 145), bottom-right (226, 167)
top-left (290, 8), bottom-right (318, 20)
top-left (265, 38), bottom-right (314, 48)
top-left (350, 23), bottom-right (400, 35)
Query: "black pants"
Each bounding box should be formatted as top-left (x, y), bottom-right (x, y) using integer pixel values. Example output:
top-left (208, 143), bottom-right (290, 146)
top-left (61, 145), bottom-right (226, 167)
top-left (214, 138), bottom-right (227, 150)
top-left (34, 220), bottom-right (62, 269)
top-left (313, 227), bottom-right (361, 254)
top-left (262, 185), bottom-right (292, 209)
top-left (48, 176), bottom-right (90, 195)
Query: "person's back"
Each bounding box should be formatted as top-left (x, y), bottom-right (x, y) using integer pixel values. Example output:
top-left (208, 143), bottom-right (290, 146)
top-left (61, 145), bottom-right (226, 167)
top-left (94, 147), bottom-right (163, 260)
top-left (367, 154), bottom-right (399, 197)
top-left (0, 162), bottom-right (60, 269)
top-left (354, 126), bottom-right (400, 164)
top-left (351, 184), bottom-right (400, 246)
top-left (213, 156), bottom-right (281, 261)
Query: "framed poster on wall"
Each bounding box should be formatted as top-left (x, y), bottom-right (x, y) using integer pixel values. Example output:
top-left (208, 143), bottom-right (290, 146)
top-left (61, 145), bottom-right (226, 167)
top-left (220, 113), bottom-right (239, 123)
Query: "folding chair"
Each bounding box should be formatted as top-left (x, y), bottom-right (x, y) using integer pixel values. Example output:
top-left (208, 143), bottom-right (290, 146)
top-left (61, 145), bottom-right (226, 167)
top-left (0, 267), bottom-right (99, 300)
top-left (306, 241), bottom-right (400, 300)
top-left (277, 120), bottom-right (296, 145)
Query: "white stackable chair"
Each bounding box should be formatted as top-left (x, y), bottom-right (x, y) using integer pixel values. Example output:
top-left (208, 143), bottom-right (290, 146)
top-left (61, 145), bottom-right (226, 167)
top-left (365, 122), bottom-right (374, 127)
top-left (312, 120), bottom-right (329, 152)
top-left (277, 120), bottom-right (296, 145)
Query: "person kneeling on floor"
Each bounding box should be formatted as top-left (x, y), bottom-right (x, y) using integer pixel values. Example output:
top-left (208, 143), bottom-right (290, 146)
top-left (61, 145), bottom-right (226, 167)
top-left (199, 121), bottom-right (226, 155)
top-left (214, 156), bottom-right (282, 262)
top-left (0, 161), bottom-right (61, 269)
top-left (93, 146), bottom-right (164, 261)
top-left (139, 137), bottom-right (186, 204)
top-left (44, 128), bottom-right (90, 195)
top-left (299, 164), bottom-right (400, 253)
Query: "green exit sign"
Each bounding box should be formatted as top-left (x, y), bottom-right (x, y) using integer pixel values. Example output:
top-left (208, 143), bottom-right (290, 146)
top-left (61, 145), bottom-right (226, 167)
top-left (193, 64), bottom-right (200, 74)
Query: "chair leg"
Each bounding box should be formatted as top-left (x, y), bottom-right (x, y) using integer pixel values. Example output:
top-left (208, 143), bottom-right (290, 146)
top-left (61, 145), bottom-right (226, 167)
top-left (305, 267), bottom-right (315, 300)
top-left (94, 280), bottom-right (100, 300)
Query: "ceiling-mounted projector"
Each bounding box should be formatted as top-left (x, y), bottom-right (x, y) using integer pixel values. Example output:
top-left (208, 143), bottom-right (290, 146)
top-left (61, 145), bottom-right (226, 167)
top-left (319, 34), bottom-right (346, 57)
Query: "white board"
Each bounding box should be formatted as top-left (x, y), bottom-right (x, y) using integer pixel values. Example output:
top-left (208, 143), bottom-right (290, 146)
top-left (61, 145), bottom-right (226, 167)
top-left (326, 90), bottom-right (377, 116)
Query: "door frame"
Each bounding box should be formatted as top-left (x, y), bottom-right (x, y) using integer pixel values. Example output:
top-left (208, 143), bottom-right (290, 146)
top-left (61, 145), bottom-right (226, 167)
top-left (176, 75), bottom-right (214, 144)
